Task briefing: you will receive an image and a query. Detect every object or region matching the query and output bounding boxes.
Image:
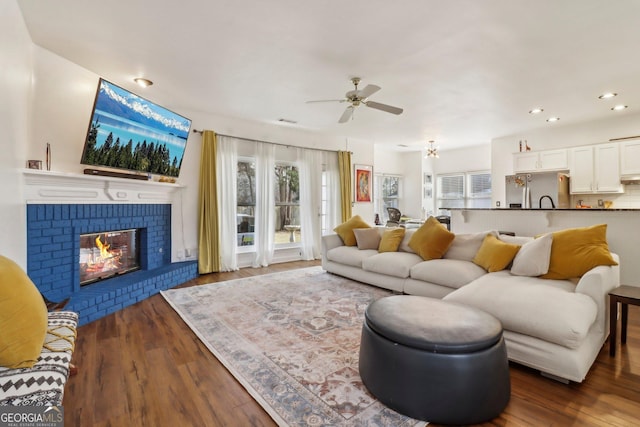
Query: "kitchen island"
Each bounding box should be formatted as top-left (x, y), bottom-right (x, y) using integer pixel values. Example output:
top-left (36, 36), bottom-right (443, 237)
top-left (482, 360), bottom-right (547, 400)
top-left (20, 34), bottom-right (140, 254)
top-left (450, 208), bottom-right (640, 286)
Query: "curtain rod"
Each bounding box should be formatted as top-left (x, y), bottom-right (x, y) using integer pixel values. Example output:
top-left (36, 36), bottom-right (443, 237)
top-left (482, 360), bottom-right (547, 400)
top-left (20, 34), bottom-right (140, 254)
top-left (192, 129), bottom-right (350, 154)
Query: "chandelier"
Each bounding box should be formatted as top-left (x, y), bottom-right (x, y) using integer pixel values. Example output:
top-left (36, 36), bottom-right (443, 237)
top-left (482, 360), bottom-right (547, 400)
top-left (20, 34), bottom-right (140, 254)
top-left (425, 140), bottom-right (439, 158)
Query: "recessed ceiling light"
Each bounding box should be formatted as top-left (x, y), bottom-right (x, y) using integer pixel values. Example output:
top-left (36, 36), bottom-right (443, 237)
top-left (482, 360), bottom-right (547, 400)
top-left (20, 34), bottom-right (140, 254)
top-left (598, 92), bottom-right (617, 99)
top-left (546, 117), bottom-right (560, 122)
top-left (529, 108), bottom-right (544, 114)
top-left (134, 78), bottom-right (153, 88)
top-left (611, 105), bottom-right (628, 111)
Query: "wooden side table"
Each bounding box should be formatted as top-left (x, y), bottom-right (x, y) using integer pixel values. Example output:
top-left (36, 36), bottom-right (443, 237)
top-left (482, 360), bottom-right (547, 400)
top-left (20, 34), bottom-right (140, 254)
top-left (609, 285), bottom-right (640, 356)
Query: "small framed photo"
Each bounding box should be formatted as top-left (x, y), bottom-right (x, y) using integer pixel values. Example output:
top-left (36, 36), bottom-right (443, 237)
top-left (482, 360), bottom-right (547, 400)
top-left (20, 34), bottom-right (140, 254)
top-left (27, 160), bottom-right (42, 170)
top-left (354, 164), bottom-right (373, 203)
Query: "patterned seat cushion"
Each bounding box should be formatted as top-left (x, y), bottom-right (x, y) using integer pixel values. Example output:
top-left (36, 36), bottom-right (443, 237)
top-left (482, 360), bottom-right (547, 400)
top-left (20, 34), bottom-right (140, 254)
top-left (0, 311), bottom-right (77, 406)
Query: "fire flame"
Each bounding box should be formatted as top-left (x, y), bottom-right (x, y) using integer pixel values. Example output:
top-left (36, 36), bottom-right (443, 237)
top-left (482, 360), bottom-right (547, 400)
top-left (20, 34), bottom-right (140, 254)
top-left (95, 235), bottom-right (111, 259)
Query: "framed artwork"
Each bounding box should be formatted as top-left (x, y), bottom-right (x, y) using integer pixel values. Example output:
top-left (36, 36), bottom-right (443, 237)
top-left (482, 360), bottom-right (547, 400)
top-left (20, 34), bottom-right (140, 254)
top-left (354, 164), bottom-right (373, 203)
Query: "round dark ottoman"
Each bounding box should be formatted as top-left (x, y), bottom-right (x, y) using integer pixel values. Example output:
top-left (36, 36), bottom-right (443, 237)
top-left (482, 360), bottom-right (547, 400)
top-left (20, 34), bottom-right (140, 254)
top-left (359, 295), bottom-right (510, 425)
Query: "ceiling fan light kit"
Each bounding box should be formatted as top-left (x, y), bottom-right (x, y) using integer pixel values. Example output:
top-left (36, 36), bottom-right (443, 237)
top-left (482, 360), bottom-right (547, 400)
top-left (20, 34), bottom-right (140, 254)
top-left (307, 77), bottom-right (404, 123)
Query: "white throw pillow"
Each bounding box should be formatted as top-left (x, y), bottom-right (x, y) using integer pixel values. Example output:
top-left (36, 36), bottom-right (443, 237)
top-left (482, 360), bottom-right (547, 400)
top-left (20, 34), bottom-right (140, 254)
top-left (510, 233), bottom-right (553, 276)
top-left (444, 230), bottom-right (497, 262)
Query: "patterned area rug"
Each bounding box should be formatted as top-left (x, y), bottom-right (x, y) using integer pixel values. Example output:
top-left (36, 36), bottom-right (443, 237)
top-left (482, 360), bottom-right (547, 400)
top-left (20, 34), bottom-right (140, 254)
top-left (161, 267), bottom-right (427, 426)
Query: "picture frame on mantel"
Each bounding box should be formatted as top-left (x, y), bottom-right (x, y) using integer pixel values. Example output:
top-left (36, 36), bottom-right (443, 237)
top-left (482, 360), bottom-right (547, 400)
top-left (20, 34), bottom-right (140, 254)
top-left (354, 164), bottom-right (373, 203)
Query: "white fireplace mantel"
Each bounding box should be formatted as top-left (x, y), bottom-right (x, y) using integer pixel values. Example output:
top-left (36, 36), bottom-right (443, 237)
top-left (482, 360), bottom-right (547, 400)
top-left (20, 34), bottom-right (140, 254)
top-left (22, 169), bottom-right (184, 204)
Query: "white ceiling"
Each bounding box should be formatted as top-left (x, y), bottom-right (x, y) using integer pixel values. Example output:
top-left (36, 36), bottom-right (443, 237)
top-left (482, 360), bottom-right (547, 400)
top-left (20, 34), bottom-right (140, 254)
top-left (16, 0), bottom-right (640, 152)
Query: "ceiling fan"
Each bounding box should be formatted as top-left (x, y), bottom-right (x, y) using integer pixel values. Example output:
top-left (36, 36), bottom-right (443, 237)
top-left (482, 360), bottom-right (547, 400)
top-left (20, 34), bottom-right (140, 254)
top-left (306, 77), bottom-right (403, 123)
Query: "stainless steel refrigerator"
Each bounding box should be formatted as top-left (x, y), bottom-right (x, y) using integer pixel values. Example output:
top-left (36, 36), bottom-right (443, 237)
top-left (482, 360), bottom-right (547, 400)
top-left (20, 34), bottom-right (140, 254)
top-left (505, 171), bottom-right (570, 209)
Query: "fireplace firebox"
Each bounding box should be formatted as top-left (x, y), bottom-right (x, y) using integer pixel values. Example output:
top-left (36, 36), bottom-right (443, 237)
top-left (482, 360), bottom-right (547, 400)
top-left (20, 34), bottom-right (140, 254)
top-left (79, 229), bottom-right (140, 286)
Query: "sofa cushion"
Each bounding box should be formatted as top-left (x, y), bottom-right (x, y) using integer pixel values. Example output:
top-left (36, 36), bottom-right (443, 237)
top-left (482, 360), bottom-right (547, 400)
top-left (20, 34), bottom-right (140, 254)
top-left (333, 215), bottom-right (371, 246)
top-left (378, 227), bottom-right (405, 252)
top-left (353, 227), bottom-right (381, 250)
top-left (408, 216), bottom-right (455, 260)
top-left (0, 256), bottom-right (48, 369)
top-left (510, 233), bottom-right (553, 277)
top-left (444, 230), bottom-right (497, 262)
top-left (498, 234), bottom-right (533, 245)
top-left (363, 252), bottom-right (424, 278)
top-left (473, 234), bottom-right (521, 272)
top-left (541, 224), bottom-right (618, 280)
top-left (0, 311), bottom-right (78, 406)
top-left (444, 271), bottom-right (598, 349)
top-left (326, 246), bottom-right (377, 267)
top-left (398, 229), bottom-right (417, 254)
top-left (410, 259), bottom-right (487, 289)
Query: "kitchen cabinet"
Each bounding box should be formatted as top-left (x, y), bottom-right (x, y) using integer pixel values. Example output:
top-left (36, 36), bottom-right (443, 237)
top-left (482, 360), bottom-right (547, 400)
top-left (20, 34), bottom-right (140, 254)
top-left (620, 140), bottom-right (640, 175)
top-left (569, 143), bottom-right (622, 193)
top-left (513, 149), bottom-right (567, 172)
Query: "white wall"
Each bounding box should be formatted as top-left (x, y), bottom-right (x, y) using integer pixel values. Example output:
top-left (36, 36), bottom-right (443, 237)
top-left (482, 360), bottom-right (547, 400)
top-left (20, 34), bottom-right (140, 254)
top-left (175, 109), bottom-right (374, 258)
top-left (373, 147), bottom-right (433, 220)
top-left (492, 112), bottom-right (640, 208)
top-left (18, 36), bottom-right (376, 264)
top-left (0, 1), bottom-right (32, 267)
top-left (423, 144), bottom-right (492, 215)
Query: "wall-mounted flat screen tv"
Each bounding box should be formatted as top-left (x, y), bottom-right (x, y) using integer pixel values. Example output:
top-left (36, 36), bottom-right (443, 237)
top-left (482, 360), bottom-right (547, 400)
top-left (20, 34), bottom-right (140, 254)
top-left (81, 78), bottom-right (192, 178)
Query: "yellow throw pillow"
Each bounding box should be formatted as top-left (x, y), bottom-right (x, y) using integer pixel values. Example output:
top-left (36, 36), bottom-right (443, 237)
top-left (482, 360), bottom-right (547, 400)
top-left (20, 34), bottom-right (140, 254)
top-left (473, 234), bottom-right (521, 272)
top-left (541, 224), bottom-right (618, 280)
top-left (378, 228), bottom-right (406, 253)
top-left (0, 255), bottom-right (48, 368)
top-left (408, 216), bottom-right (455, 260)
top-left (333, 215), bottom-right (371, 246)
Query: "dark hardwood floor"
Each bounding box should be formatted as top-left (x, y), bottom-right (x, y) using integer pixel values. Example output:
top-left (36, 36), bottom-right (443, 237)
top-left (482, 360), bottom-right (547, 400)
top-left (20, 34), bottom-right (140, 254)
top-left (64, 261), bottom-right (640, 426)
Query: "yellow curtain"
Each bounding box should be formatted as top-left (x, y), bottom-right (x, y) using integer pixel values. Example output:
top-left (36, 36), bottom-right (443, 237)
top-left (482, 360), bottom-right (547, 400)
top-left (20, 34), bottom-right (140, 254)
top-left (197, 130), bottom-right (221, 274)
top-left (337, 150), bottom-right (352, 222)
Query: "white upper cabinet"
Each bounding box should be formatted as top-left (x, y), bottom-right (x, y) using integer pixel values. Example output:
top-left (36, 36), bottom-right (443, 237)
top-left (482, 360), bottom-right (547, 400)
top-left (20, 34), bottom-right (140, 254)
top-left (513, 149), bottom-right (568, 172)
top-left (569, 142), bottom-right (622, 194)
top-left (620, 140), bottom-right (640, 175)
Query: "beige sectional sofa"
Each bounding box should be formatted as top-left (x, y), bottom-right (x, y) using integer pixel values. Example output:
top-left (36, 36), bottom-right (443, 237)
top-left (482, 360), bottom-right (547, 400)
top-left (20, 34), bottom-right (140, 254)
top-left (322, 227), bottom-right (620, 383)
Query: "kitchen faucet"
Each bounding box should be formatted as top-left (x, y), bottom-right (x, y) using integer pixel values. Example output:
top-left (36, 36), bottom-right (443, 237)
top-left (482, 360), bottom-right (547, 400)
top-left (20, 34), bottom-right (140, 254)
top-left (539, 195), bottom-right (555, 209)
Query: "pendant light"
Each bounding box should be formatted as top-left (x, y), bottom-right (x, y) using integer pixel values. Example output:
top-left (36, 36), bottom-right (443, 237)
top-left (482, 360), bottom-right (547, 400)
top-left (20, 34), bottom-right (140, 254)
top-left (425, 140), bottom-right (439, 158)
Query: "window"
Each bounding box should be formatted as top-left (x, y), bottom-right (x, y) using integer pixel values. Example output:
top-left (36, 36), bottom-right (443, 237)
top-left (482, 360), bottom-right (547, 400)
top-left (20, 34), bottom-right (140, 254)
top-left (237, 159), bottom-right (256, 247)
top-left (436, 171), bottom-right (491, 215)
top-left (236, 160), bottom-right (302, 247)
top-left (374, 174), bottom-right (402, 222)
top-left (468, 172), bottom-right (492, 200)
top-left (437, 174), bottom-right (465, 214)
top-left (274, 163), bottom-right (300, 244)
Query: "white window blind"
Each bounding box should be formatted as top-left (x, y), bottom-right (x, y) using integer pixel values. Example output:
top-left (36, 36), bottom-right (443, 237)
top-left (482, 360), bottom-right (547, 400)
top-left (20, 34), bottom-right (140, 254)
top-left (437, 174), bottom-right (464, 199)
top-left (468, 172), bottom-right (492, 198)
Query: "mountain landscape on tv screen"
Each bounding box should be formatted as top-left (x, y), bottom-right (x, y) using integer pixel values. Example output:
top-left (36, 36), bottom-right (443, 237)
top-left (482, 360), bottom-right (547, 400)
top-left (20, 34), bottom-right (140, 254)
top-left (81, 80), bottom-right (191, 178)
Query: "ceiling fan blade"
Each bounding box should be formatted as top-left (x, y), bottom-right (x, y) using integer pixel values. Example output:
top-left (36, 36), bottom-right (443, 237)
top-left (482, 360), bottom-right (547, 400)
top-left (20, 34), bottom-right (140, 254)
top-left (358, 84), bottom-right (381, 99)
top-left (365, 100), bottom-right (403, 115)
top-left (305, 99), bottom-right (346, 104)
top-left (339, 106), bottom-right (354, 123)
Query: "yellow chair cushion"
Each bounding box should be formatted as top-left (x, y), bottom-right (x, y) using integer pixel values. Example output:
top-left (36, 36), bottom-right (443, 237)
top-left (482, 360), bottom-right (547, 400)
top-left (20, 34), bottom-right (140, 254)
top-left (408, 216), bottom-right (455, 260)
top-left (473, 234), bottom-right (521, 272)
top-left (0, 255), bottom-right (48, 368)
top-left (378, 228), bottom-right (406, 253)
top-left (333, 215), bottom-right (371, 246)
top-left (541, 224), bottom-right (618, 279)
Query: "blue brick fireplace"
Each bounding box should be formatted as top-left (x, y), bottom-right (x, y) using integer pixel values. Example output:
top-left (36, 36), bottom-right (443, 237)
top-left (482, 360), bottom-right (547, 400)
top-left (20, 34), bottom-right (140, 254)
top-left (26, 203), bottom-right (197, 325)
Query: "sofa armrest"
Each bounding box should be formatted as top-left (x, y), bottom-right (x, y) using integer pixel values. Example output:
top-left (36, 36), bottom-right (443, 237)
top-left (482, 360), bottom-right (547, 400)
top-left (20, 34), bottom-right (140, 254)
top-left (0, 311), bottom-right (77, 406)
top-left (575, 253), bottom-right (620, 297)
top-left (322, 234), bottom-right (344, 255)
top-left (574, 253), bottom-right (620, 335)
